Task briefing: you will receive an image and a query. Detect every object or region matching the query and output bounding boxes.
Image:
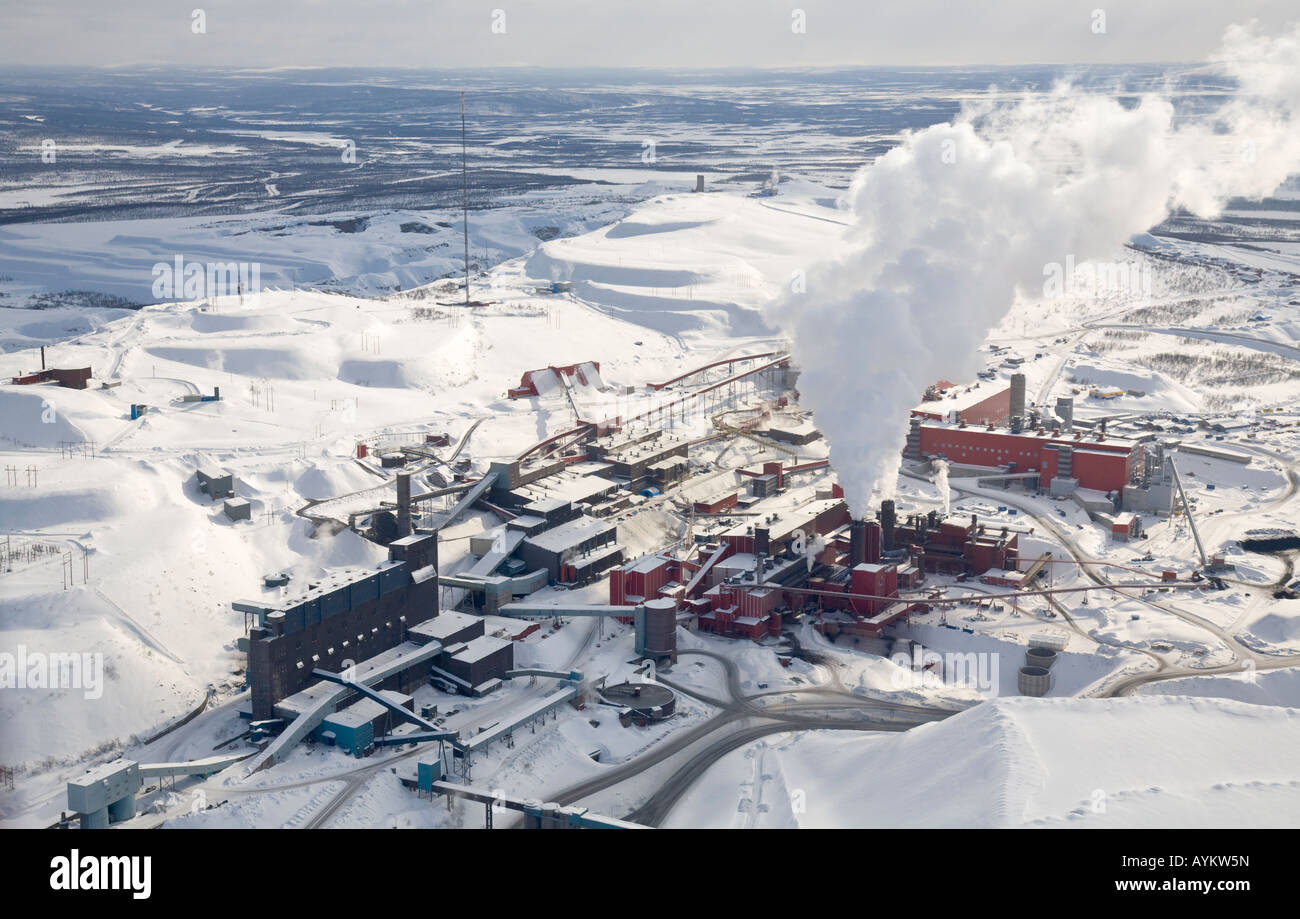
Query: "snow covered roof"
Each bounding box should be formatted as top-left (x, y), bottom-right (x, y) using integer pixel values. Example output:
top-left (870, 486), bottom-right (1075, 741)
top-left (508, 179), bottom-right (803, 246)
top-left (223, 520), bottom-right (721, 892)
top-left (524, 514), bottom-right (616, 552)
top-left (408, 610), bottom-right (481, 642)
top-left (451, 635), bottom-right (511, 665)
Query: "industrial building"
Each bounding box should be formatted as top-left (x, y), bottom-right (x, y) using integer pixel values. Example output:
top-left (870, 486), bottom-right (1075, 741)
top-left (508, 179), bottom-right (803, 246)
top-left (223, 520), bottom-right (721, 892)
top-left (237, 532), bottom-right (439, 720)
top-left (10, 366), bottom-right (93, 389)
top-left (890, 507), bottom-right (1020, 577)
top-left (224, 497), bottom-right (251, 521)
top-left (518, 515), bottom-right (622, 583)
top-left (765, 418), bottom-right (822, 445)
top-left (66, 753), bottom-right (245, 828)
top-left (196, 468), bottom-right (235, 500)
top-left (314, 689), bottom-right (415, 756)
top-left (508, 360), bottom-right (603, 399)
top-left (436, 635), bottom-right (514, 693)
top-left (909, 418), bottom-right (1139, 495)
top-left (583, 429), bottom-right (690, 493)
top-left (408, 609), bottom-right (484, 647)
top-left (912, 375), bottom-right (1023, 426)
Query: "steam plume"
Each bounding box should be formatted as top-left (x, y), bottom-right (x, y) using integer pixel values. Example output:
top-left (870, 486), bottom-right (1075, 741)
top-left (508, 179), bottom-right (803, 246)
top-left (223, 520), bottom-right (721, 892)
top-left (933, 458), bottom-right (951, 517)
top-left (767, 22), bottom-right (1300, 518)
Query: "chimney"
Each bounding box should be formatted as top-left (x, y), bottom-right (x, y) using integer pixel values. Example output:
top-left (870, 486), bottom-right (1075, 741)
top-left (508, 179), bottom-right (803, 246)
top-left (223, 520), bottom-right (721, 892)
top-left (396, 472), bottom-right (412, 538)
top-left (850, 520), bottom-right (867, 567)
top-left (1009, 372), bottom-right (1026, 420)
top-left (880, 500), bottom-right (896, 552)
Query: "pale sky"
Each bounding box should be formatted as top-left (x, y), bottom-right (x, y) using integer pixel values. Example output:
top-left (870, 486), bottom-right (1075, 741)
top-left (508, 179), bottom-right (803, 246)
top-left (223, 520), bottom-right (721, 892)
top-left (1, 0), bottom-right (1296, 69)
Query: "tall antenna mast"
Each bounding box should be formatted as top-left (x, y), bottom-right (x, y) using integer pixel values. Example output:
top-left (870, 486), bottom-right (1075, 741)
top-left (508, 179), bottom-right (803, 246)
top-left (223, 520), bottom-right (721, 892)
top-left (461, 91), bottom-right (470, 306)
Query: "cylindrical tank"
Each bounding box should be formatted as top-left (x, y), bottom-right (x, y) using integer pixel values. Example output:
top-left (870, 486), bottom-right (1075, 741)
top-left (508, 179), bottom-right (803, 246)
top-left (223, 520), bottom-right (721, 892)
top-left (1018, 665), bottom-right (1051, 697)
top-left (266, 610), bottom-right (286, 636)
top-left (1025, 646), bottom-right (1057, 669)
top-left (637, 598), bottom-right (678, 659)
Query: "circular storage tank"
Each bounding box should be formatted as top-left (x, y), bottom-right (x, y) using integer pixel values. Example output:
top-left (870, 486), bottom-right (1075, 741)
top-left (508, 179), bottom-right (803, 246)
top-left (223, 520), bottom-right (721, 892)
top-left (600, 681), bottom-right (677, 724)
top-left (1025, 646), bottom-right (1057, 669)
top-left (266, 610), bottom-right (286, 636)
top-left (1018, 665), bottom-right (1051, 697)
top-left (638, 598), bottom-right (678, 659)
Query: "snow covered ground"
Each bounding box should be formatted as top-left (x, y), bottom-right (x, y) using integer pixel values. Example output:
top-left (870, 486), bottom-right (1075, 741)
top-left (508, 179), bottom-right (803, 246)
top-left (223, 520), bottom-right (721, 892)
top-left (663, 696), bottom-right (1300, 828)
top-left (3, 101), bottom-right (1300, 827)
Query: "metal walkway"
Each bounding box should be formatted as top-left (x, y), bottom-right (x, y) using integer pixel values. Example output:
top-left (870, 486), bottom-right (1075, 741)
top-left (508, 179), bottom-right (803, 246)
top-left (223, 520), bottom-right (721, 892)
top-left (429, 780), bottom-right (647, 829)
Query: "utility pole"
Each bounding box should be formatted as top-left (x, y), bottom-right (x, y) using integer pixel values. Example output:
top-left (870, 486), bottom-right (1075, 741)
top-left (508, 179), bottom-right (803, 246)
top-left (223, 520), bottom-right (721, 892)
top-left (461, 91), bottom-right (470, 307)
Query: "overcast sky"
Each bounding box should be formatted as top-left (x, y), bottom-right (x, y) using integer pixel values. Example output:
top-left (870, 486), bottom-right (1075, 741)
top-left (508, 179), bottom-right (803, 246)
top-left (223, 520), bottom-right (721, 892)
top-left (2, 1), bottom-right (1296, 69)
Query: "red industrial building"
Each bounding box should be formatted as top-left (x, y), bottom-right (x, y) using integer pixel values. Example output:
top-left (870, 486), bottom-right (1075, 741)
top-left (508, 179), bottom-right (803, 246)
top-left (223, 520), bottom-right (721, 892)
top-left (609, 553), bottom-right (678, 606)
top-left (11, 366), bottom-right (92, 390)
top-left (913, 381), bottom-right (1012, 426)
top-left (916, 420), bottom-right (1138, 494)
top-left (508, 361), bottom-right (602, 399)
top-left (693, 491), bottom-right (739, 515)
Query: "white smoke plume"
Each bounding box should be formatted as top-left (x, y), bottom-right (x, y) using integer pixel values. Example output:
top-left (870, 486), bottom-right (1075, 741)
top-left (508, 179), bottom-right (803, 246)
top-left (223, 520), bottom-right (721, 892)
top-left (767, 21), bottom-right (1300, 519)
top-left (933, 458), bottom-right (951, 517)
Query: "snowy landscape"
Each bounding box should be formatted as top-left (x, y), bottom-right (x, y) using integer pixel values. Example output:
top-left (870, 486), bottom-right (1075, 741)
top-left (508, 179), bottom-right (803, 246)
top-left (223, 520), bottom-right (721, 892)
top-left (3, 24), bottom-right (1300, 834)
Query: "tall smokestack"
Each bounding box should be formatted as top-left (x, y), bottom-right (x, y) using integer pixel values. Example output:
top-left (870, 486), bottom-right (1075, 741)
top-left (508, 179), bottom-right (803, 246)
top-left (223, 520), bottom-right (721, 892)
top-left (1010, 372), bottom-right (1026, 422)
top-left (905, 416), bottom-right (923, 460)
top-left (880, 500), bottom-right (896, 552)
top-left (396, 472), bottom-right (412, 538)
top-left (849, 520), bottom-right (867, 567)
top-left (1056, 396), bottom-right (1074, 431)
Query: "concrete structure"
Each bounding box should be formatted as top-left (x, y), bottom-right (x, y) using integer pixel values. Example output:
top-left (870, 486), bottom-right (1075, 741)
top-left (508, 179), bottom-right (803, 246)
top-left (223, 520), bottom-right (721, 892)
top-left (1055, 396), bottom-right (1074, 431)
top-left (314, 690), bottom-right (414, 756)
top-left (519, 515), bottom-right (621, 583)
top-left (634, 598), bottom-right (678, 661)
top-left (223, 497), bottom-right (251, 521)
top-left (440, 635), bottom-right (514, 690)
top-left (1018, 665), bottom-right (1052, 697)
top-left (601, 682), bottom-right (676, 726)
top-left (766, 419), bottom-right (822, 445)
top-left (238, 533), bottom-right (438, 720)
top-left (1009, 373), bottom-right (1026, 420)
top-left (196, 468), bottom-right (234, 500)
top-left (67, 754), bottom-right (245, 828)
top-left (1025, 647), bottom-right (1057, 670)
top-left (408, 610), bottom-right (484, 648)
top-left (1099, 511), bottom-right (1139, 541)
top-left (249, 639), bottom-right (446, 772)
top-left (1124, 443), bottom-right (1176, 515)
